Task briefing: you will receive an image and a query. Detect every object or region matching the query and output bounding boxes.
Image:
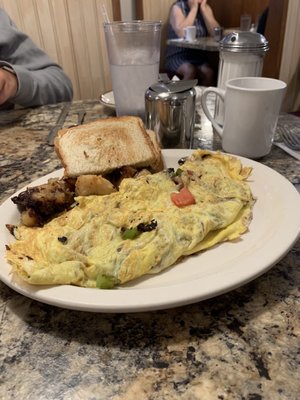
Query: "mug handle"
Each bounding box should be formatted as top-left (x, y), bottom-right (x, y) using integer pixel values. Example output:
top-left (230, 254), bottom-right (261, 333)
top-left (201, 87), bottom-right (225, 137)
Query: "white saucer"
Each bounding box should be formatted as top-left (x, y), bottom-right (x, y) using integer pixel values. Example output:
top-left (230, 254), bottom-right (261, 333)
top-left (99, 91), bottom-right (115, 109)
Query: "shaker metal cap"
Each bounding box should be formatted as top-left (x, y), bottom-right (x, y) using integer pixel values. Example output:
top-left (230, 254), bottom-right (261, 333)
top-left (219, 31), bottom-right (269, 53)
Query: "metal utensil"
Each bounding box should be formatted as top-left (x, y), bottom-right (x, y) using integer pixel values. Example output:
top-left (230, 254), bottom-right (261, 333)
top-left (47, 102), bottom-right (71, 146)
top-left (68, 110), bottom-right (86, 128)
top-left (77, 110), bottom-right (86, 125)
top-left (280, 129), bottom-right (300, 150)
top-left (277, 123), bottom-right (300, 150)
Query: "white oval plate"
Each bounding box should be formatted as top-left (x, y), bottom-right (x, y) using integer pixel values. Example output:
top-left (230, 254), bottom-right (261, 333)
top-left (99, 91), bottom-right (115, 109)
top-left (1, 150), bottom-right (300, 312)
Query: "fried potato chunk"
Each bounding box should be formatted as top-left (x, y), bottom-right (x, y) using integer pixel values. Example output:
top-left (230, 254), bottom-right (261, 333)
top-left (75, 175), bottom-right (116, 196)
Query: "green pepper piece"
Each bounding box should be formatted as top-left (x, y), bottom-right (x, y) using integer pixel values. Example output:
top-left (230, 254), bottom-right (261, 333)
top-left (121, 227), bottom-right (140, 240)
top-left (96, 275), bottom-right (117, 289)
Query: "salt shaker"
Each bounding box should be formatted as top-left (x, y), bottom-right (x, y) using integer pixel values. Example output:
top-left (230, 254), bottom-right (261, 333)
top-left (215, 31), bottom-right (269, 126)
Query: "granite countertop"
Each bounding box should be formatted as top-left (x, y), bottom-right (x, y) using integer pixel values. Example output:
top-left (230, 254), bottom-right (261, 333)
top-left (0, 100), bottom-right (299, 400)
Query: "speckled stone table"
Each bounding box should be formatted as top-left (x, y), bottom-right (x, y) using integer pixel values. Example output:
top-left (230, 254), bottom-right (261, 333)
top-left (0, 99), bottom-right (299, 400)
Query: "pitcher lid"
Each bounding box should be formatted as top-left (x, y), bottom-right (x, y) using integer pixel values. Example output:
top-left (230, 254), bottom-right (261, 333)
top-left (149, 79), bottom-right (198, 94)
top-left (219, 31), bottom-right (269, 53)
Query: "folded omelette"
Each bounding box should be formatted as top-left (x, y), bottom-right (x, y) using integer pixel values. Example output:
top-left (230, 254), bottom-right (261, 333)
top-left (6, 150), bottom-right (255, 288)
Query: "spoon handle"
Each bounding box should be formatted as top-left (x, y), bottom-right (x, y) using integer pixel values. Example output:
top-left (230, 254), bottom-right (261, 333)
top-left (77, 110), bottom-right (86, 125)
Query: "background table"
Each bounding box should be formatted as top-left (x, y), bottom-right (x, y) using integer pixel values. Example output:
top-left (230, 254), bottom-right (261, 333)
top-left (166, 37), bottom-right (220, 85)
top-left (0, 99), bottom-right (299, 400)
top-left (167, 37), bottom-right (220, 52)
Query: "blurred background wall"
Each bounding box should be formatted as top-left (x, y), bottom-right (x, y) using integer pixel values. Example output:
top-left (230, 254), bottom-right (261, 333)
top-left (120, 0), bottom-right (135, 21)
top-left (280, 0), bottom-right (300, 112)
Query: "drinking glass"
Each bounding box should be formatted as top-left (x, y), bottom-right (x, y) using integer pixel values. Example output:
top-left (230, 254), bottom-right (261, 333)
top-left (240, 14), bottom-right (252, 31)
top-left (104, 21), bottom-right (161, 119)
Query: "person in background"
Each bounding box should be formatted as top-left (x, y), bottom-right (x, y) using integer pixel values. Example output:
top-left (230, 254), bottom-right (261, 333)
top-left (0, 8), bottom-right (73, 109)
top-left (165, 0), bottom-right (220, 85)
top-left (256, 7), bottom-right (269, 36)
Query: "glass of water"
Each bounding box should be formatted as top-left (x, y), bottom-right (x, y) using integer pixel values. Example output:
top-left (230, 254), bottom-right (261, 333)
top-left (103, 21), bottom-right (161, 120)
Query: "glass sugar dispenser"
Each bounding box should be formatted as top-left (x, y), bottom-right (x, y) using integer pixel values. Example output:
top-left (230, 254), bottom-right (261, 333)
top-left (215, 31), bottom-right (269, 126)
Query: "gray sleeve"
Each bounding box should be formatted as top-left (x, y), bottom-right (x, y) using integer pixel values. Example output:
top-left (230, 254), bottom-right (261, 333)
top-left (0, 9), bottom-right (73, 107)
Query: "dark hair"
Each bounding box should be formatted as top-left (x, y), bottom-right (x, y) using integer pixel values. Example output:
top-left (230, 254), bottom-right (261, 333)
top-left (257, 8), bottom-right (269, 35)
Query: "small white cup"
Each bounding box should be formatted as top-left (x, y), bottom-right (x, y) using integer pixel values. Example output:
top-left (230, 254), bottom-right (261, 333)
top-left (201, 77), bottom-right (287, 159)
top-left (184, 26), bottom-right (196, 41)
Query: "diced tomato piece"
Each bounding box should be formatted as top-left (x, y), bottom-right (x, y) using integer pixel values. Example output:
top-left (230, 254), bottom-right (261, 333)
top-left (171, 187), bottom-right (196, 207)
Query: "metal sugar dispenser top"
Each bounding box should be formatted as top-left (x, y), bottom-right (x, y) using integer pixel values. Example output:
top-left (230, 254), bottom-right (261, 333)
top-left (219, 31), bottom-right (269, 53)
top-left (145, 78), bottom-right (197, 149)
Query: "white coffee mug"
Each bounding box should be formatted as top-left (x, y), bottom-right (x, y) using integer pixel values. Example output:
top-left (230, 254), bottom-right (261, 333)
top-left (201, 77), bottom-right (287, 158)
top-left (184, 26), bottom-right (196, 41)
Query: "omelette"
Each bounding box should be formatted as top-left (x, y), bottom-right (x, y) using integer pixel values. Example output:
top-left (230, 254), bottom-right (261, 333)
top-left (6, 150), bottom-right (255, 288)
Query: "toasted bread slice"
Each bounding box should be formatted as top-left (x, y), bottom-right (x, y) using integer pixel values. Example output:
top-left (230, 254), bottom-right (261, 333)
top-left (146, 129), bottom-right (165, 172)
top-left (54, 116), bottom-right (163, 177)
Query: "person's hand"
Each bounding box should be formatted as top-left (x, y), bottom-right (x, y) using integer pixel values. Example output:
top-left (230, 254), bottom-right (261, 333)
top-left (199, 0), bottom-right (208, 10)
top-left (0, 68), bottom-right (18, 105)
top-left (188, 0), bottom-right (200, 11)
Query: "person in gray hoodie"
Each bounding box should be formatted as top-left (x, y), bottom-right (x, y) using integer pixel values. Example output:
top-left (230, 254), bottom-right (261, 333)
top-left (0, 8), bottom-right (73, 109)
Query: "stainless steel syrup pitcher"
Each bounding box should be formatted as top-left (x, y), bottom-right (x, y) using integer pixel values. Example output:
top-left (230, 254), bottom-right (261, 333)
top-left (145, 79), bottom-right (197, 148)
